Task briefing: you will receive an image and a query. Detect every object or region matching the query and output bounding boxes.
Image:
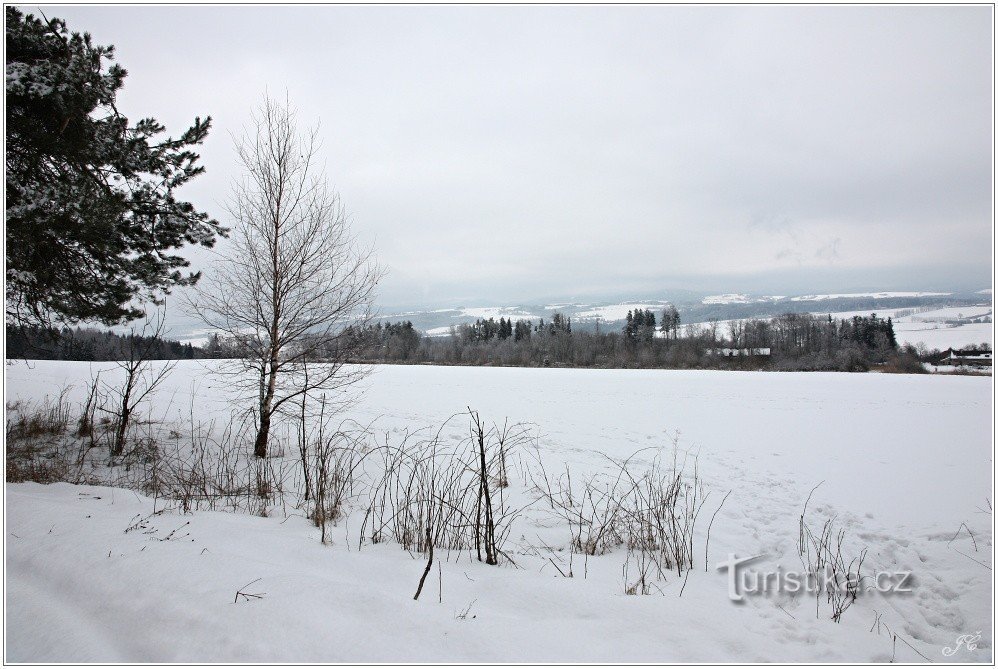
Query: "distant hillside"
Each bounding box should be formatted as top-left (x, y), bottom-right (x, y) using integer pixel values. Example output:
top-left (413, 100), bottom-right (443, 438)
top-left (371, 290), bottom-right (990, 337)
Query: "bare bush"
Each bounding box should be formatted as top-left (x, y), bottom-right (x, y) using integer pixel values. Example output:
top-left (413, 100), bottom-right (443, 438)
top-left (619, 450), bottom-right (707, 589)
top-left (5, 390), bottom-right (75, 483)
top-left (7, 379), bottom-right (303, 522)
top-left (359, 410), bottom-right (528, 565)
top-left (134, 411), bottom-right (294, 516)
top-left (302, 399), bottom-right (370, 544)
top-left (797, 486), bottom-right (867, 622)
top-left (531, 439), bottom-right (709, 589)
top-left (5, 388), bottom-right (72, 441)
top-left (77, 372), bottom-right (101, 440)
top-left (104, 312), bottom-right (177, 458)
top-left (531, 459), bottom-right (630, 558)
top-left (6, 444), bottom-right (72, 483)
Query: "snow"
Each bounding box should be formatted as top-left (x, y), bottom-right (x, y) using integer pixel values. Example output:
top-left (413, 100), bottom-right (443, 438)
top-left (5, 361), bottom-right (993, 663)
top-left (544, 303), bottom-right (588, 310)
top-left (173, 327), bottom-right (219, 348)
top-left (790, 292), bottom-right (951, 302)
top-left (457, 307), bottom-right (542, 321)
top-left (894, 322), bottom-right (992, 351)
top-left (908, 306), bottom-right (992, 321)
top-left (573, 302), bottom-right (669, 322)
top-left (424, 325), bottom-right (456, 337)
top-left (702, 294), bottom-right (785, 305)
top-left (814, 305), bottom-right (993, 351)
top-left (703, 293), bottom-right (750, 304)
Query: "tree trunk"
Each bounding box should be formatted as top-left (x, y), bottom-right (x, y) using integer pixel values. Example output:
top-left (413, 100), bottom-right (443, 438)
top-left (254, 360), bottom-right (279, 458)
top-left (254, 410), bottom-right (272, 458)
top-left (475, 417), bottom-right (497, 566)
top-left (111, 406), bottom-right (129, 457)
top-left (299, 440), bottom-right (312, 502)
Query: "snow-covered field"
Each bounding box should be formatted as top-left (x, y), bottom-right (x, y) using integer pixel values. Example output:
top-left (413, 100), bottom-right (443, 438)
top-left (573, 302), bottom-right (670, 322)
top-left (456, 306), bottom-right (544, 321)
top-left (791, 292), bottom-right (952, 302)
top-left (5, 361), bottom-right (994, 662)
top-left (702, 294), bottom-right (785, 305)
top-left (894, 322), bottom-right (992, 352)
top-left (697, 305), bottom-right (993, 352)
top-left (815, 305), bottom-right (993, 351)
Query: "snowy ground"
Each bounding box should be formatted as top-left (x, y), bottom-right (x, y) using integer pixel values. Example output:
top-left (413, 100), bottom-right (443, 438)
top-left (572, 302), bottom-right (670, 322)
top-left (817, 305), bottom-right (993, 351)
top-left (791, 292), bottom-right (953, 302)
top-left (700, 305), bottom-right (994, 352)
top-left (5, 361), bottom-right (994, 663)
top-left (455, 307), bottom-right (545, 321)
top-left (702, 293), bottom-right (786, 305)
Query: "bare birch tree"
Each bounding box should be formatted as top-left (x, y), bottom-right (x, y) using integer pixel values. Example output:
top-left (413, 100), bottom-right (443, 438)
top-left (190, 96), bottom-right (380, 458)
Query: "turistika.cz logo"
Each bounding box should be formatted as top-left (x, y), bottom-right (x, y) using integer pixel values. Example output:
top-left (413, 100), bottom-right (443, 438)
top-left (715, 553), bottom-right (914, 602)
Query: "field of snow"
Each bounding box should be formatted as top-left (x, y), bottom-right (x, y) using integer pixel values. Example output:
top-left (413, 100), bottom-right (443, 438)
top-left (909, 306), bottom-right (993, 321)
top-left (790, 292), bottom-right (952, 302)
top-left (425, 325), bottom-right (456, 337)
top-left (544, 303), bottom-right (588, 310)
top-left (894, 322), bottom-right (992, 351)
top-left (702, 294), bottom-right (785, 305)
top-left (457, 307), bottom-right (543, 321)
top-left (573, 302), bottom-right (670, 322)
top-left (814, 305), bottom-right (993, 351)
top-left (703, 293), bottom-right (752, 304)
top-left (5, 361), bottom-right (994, 662)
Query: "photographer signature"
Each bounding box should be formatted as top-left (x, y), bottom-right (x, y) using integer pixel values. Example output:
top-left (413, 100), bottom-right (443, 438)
top-left (942, 631), bottom-right (983, 657)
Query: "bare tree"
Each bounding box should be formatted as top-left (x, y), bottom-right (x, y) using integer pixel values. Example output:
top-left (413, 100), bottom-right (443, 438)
top-left (190, 96), bottom-right (380, 458)
top-left (106, 310), bottom-right (177, 457)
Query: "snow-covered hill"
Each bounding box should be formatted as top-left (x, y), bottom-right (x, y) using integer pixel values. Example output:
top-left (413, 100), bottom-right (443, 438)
top-left (379, 291), bottom-right (988, 339)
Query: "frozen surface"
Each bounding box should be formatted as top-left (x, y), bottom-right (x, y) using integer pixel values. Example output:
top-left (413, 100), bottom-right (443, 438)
top-left (5, 361), bottom-right (994, 663)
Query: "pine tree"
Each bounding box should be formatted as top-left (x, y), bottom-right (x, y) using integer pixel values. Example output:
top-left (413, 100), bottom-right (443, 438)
top-left (641, 309), bottom-right (656, 343)
top-left (5, 8), bottom-right (224, 326)
top-left (514, 319), bottom-right (532, 342)
top-left (498, 317), bottom-right (512, 340)
top-left (886, 317), bottom-right (897, 348)
top-left (660, 308), bottom-right (672, 336)
top-left (670, 306), bottom-right (681, 339)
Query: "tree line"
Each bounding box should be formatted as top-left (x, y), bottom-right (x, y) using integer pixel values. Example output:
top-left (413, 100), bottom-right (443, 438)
top-left (333, 309), bottom-right (920, 372)
top-left (7, 309), bottom-right (924, 374)
top-left (6, 324), bottom-right (204, 361)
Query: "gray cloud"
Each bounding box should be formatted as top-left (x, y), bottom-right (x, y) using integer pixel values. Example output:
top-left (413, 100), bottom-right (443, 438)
top-left (40, 5), bottom-right (993, 306)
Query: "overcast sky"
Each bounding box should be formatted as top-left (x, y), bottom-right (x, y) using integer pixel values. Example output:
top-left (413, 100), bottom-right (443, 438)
top-left (43, 5), bottom-right (993, 306)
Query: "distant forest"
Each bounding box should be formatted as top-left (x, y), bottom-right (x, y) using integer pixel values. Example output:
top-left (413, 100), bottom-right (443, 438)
top-left (337, 310), bottom-right (927, 373)
top-left (5, 324), bottom-right (207, 361)
top-left (6, 311), bottom-right (961, 373)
